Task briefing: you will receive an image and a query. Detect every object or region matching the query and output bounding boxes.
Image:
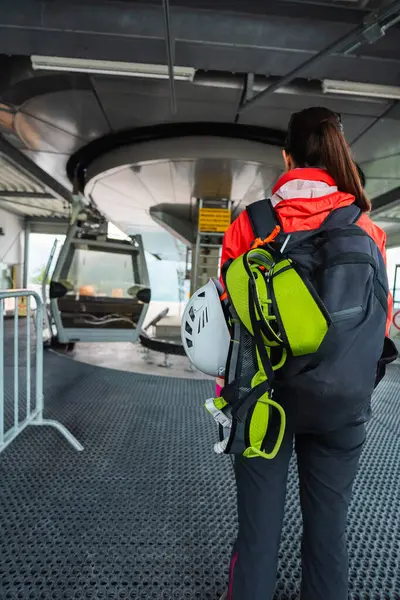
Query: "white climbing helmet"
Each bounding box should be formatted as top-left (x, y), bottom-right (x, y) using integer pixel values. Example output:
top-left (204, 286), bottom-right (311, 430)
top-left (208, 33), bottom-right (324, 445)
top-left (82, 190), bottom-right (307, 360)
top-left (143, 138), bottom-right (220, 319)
top-left (181, 279), bottom-right (230, 377)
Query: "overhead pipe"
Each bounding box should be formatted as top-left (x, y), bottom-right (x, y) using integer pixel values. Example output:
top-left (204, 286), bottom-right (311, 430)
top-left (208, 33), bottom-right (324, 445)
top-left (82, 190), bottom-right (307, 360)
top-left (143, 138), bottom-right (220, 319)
top-left (344, 10), bottom-right (400, 55)
top-left (162, 0), bottom-right (177, 114)
top-left (237, 0), bottom-right (400, 115)
top-left (194, 71), bottom-right (323, 96)
top-left (193, 71), bottom-right (386, 104)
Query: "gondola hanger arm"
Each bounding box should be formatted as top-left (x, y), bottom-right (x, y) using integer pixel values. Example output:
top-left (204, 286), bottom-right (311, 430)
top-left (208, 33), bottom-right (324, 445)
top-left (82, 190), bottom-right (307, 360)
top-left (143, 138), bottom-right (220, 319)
top-left (70, 192), bottom-right (88, 225)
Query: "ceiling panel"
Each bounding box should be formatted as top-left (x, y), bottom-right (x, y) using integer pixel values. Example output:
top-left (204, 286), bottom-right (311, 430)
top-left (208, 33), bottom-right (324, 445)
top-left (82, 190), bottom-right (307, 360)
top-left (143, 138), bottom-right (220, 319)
top-left (99, 93), bottom-right (238, 131)
top-left (241, 106), bottom-right (377, 144)
top-left (0, 195), bottom-right (69, 218)
top-left (98, 160), bottom-right (196, 208)
top-left (0, 200), bottom-right (45, 217)
top-left (242, 90), bottom-right (388, 119)
top-left (92, 159), bottom-right (274, 216)
top-left (170, 160), bottom-right (196, 204)
top-left (8, 79), bottom-right (391, 151)
top-left (94, 170), bottom-right (156, 208)
top-left (93, 76), bottom-right (241, 104)
top-left (2, 0), bottom-right (400, 86)
top-left (19, 89), bottom-right (110, 140)
top-left (90, 179), bottom-right (156, 232)
top-left (367, 178), bottom-right (400, 202)
top-left (14, 112), bottom-right (85, 154)
top-left (341, 115), bottom-right (379, 145)
top-left (363, 155), bottom-right (400, 179)
top-left (353, 118), bottom-right (400, 163)
top-left (1, 0), bottom-right (400, 229)
top-left (136, 161), bottom-right (189, 205)
top-left (0, 155), bottom-right (45, 193)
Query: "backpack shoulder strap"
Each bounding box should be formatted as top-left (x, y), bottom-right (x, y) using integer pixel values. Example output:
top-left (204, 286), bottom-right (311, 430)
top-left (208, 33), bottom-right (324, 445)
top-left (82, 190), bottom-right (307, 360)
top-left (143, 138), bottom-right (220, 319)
top-left (318, 203), bottom-right (362, 231)
top-left (274, 203), bottom-right (364, 255)
top-left (246, 199), bottom-right (279, 239)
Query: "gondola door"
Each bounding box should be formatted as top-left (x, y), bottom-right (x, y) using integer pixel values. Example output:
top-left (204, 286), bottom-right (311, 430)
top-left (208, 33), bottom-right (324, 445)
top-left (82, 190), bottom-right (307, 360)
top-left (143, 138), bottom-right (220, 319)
top-left (49, 224), bottom-right (151, 343)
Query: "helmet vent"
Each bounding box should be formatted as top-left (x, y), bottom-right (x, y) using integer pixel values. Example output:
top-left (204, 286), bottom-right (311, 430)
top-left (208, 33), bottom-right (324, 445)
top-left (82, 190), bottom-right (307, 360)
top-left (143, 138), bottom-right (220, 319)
top-left (186, 338), bottom-right (193, 348)
top-left (198, 291), bottom-right (206, 297)
top-left (185, 322), bottom-right (193, 335)
top-left (197, 306), bottom-right (209, 333)
top-left (189, 306), bottom-right (195, 321)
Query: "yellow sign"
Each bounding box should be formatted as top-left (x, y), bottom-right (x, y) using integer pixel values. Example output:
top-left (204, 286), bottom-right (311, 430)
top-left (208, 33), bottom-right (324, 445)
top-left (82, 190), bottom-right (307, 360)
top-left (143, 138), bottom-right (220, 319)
top-left (18, 297), bottom-right (27, 317)
top-left (198, 208), bottom-right (231, 233)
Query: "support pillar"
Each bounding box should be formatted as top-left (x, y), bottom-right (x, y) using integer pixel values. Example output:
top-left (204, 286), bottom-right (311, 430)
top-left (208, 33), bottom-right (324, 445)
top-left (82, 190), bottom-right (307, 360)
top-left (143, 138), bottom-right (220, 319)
top-left (23, 221), bottom-right (30, 288)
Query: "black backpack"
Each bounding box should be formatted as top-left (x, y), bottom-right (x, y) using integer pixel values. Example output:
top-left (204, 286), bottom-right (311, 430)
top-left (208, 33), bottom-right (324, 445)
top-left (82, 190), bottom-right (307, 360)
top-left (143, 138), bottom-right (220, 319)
top-left (246, 199), bottom-right (398, 433)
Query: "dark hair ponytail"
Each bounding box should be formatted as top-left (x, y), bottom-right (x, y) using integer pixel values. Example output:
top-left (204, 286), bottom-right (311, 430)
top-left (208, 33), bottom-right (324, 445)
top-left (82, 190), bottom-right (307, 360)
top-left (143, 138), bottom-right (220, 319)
top-left (286, 107), bottom-right (371, 212)
top-left (318, 121), bottom-right (370, 212)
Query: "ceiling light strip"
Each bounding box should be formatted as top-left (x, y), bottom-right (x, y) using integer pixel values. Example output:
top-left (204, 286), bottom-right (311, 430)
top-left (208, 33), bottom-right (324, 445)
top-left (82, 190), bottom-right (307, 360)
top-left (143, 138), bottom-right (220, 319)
top-left (31, 56), bottom-right (195, 82)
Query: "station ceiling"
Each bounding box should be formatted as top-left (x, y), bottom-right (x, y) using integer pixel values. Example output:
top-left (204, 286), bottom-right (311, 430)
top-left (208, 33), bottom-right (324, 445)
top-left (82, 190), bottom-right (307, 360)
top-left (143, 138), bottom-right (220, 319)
top-left (0, 0), bottom-right (400, 243)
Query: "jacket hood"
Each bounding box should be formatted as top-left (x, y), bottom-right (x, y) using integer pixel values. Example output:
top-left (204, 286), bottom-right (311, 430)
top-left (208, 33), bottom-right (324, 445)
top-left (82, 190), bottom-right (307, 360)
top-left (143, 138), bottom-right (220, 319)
top-left (272, 168), bottom-right (356, 232)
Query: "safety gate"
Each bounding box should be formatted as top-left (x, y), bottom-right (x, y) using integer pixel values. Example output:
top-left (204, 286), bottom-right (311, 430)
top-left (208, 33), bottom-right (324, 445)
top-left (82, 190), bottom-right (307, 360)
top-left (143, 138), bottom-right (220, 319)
top-left (0, 290), bottom-right (83, 454)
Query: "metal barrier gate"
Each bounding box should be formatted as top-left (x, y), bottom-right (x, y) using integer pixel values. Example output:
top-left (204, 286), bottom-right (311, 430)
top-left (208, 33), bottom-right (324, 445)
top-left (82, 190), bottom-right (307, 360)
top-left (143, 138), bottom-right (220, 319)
top-left (0, 290), bottom-right (83, 454)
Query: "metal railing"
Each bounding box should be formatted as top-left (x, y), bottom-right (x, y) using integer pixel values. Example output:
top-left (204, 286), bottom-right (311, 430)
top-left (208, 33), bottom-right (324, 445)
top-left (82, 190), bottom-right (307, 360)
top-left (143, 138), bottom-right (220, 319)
top-left (0, 290), bottom-right (83, 454)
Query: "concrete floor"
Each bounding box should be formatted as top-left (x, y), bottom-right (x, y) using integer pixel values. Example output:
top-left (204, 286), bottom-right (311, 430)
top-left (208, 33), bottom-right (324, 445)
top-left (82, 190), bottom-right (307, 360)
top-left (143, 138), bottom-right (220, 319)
top-left (66, 340), bottom-right (213, 380)
top-left (51, 300), bottom-right (213, 380)
top-left (65, 335), bottom-right (400, 381)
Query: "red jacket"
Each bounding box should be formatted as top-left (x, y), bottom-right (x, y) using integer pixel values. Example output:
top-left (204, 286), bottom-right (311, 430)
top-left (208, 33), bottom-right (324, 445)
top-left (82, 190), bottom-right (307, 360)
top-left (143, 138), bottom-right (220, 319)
top-left (221, 169), bottom-right (393, 335)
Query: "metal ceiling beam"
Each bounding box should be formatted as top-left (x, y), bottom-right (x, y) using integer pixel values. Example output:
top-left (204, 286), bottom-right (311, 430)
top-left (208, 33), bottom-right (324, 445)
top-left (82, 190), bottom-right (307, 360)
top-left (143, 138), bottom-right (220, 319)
top-left (0, 136), bottom-right (72, 205)
top-left (0, 0), bottom-right (371, 37)
top-left (120, 0), bottom-right (375, 23)
top-left (26, 216), bottom-right (69, 236)
top-left (0, 197), bottom-right (51, 211)
top-left (26, 216), bottom-right (69, 223)
top-left (0, 197), bottom-right (66, 216)
top-left (238, 0), bottom-right (400, 114)
top-left (162, 0), bottom-right (177, 114)
top-left (0, 1), bottom-right (399, 66)
top-left (0, 191), bottom-right (54, 199)
top-left (373, 216), bottom-right (400, 224)
top-left (371, 185), bottom-right (400, 215)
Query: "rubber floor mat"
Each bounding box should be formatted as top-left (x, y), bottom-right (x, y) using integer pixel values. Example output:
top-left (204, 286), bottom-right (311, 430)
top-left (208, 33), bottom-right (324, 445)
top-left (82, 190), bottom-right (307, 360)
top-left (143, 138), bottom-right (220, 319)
top-left (1, 351), bottom-right (399, 599)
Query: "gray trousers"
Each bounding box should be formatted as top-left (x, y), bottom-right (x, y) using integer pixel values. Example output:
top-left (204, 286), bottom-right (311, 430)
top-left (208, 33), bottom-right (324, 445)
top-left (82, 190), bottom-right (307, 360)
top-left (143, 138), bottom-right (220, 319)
top-left (228, 423), bottom-right (366, 600)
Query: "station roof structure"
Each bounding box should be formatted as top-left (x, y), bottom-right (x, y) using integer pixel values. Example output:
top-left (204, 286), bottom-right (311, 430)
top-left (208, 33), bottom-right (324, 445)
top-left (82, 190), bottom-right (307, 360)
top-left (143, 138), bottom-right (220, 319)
top-left (0, 0), bottom-right (400, 244)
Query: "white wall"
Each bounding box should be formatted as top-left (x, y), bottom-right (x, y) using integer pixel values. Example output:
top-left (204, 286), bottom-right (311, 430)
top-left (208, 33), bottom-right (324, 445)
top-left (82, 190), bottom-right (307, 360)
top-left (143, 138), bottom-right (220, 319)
top-left (0, 207), bottom-right (23, 288)
top-left (0, 207), bottom-right (23, 265)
